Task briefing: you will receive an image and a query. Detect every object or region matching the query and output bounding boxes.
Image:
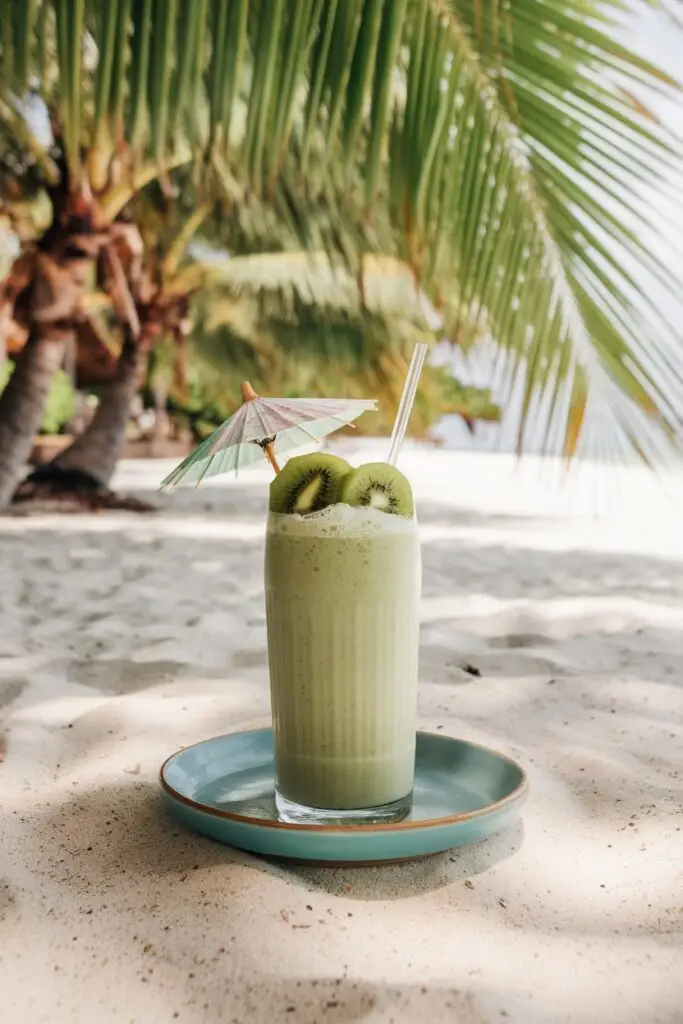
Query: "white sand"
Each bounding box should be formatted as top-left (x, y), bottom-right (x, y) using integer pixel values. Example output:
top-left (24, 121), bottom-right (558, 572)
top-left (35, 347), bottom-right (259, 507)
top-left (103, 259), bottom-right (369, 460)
top-left (1, 449), bottom-right (682, 1024)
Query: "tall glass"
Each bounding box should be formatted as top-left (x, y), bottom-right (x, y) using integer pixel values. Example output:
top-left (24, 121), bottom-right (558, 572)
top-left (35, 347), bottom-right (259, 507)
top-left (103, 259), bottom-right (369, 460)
top-left (265, 503), bottom-right (421, 824)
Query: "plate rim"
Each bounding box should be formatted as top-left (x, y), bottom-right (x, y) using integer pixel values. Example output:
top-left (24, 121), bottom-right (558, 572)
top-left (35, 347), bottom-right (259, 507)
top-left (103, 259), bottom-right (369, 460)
top-left (159, 728), bottom-right (529, 835)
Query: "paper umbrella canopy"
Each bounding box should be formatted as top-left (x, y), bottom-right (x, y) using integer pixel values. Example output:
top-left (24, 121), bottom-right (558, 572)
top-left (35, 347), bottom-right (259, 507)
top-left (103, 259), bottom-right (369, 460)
top-left (160, 382), bottom-right (377, 488)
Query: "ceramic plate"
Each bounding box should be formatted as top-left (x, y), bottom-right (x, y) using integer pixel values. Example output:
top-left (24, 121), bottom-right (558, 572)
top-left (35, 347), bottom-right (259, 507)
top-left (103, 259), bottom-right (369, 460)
top-left (160, 729), bottom-right (527, 865)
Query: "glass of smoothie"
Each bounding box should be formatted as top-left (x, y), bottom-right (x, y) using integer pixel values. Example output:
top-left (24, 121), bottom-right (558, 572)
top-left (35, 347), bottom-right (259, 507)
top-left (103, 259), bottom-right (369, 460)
top-left (265, 453), bottom-right (421, 824)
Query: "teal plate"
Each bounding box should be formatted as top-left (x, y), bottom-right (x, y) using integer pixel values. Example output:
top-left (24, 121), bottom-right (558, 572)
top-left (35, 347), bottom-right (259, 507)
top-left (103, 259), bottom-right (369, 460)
top-left (160, 729), bottom-right (528, 865)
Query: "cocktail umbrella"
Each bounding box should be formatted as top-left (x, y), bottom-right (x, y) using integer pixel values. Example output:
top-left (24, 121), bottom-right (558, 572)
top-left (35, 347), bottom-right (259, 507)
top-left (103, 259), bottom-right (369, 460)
top-left (160, 381), bottom-right (376, 489)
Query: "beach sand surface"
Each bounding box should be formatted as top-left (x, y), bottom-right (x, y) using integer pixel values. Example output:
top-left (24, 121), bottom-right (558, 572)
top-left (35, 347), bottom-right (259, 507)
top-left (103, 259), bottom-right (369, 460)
top-left (1, 450), bottom-right (682, 1024)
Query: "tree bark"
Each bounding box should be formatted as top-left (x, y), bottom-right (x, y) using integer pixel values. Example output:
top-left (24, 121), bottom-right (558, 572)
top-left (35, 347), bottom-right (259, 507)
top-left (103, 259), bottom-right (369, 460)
top-left (0, 189), bottom-right (109, 510)
top-left (48, 329), bottom-right (144, 488)
top-left (0, 329), bottom-right (68, 509)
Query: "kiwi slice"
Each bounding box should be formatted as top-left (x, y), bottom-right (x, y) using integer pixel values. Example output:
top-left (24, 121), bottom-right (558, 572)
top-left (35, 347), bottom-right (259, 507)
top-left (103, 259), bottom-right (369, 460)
top-left (269, 452), bottom-right (352, 515)
top-left (340, 462), bottom-right (414, 517)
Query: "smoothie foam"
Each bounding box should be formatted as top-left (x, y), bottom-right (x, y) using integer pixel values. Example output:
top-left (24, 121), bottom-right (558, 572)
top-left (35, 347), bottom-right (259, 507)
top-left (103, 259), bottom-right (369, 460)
top-left (266, 503), bottom-right (421, 810)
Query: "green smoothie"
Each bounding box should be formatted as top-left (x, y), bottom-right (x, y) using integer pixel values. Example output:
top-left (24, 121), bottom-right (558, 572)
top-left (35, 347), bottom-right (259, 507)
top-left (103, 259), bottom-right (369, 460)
top-left (265, 503), bottom-right (421, 811)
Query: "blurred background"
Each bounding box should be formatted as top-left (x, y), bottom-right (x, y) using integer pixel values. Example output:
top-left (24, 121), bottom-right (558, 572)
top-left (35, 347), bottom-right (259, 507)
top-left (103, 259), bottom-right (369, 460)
top-left (0, 0), bottom-right (682, 505)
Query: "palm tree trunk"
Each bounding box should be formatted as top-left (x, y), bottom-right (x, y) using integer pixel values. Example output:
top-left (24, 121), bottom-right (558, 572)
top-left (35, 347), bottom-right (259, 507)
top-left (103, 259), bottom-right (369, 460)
top-left (0, 329), bottom-right (69, 509)
top-left (48, 329), bottom-right (144, 487)
top-left (0, 189), bottom-right (109, 509)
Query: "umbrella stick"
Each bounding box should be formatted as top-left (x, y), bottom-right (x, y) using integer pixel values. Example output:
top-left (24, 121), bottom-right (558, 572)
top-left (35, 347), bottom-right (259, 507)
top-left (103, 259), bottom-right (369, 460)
top-left (241, 380), bottom-right (280, 475)
top-left (263, 442), bottom-right (280, 474)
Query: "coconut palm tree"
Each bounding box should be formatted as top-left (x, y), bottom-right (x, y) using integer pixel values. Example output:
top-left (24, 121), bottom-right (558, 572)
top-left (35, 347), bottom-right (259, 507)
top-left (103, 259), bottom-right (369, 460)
top-left (32, 207), bottom-right (203, 491)
top-left (26, 221), bottom-right (483, 500)
top-left (0, 2), bottom-right (196, 507)
top-left (1, 1), bottom-right (682, 508)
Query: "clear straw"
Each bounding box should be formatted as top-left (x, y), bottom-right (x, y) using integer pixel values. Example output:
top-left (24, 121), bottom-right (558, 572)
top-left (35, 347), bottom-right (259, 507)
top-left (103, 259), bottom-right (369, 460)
top-left (387, 342), bottom-right (429, 466)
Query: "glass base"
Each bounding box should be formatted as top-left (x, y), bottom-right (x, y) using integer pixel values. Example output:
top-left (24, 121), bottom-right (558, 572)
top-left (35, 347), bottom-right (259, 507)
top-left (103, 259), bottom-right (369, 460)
top-left (275, 788), bottom-right (413, 826)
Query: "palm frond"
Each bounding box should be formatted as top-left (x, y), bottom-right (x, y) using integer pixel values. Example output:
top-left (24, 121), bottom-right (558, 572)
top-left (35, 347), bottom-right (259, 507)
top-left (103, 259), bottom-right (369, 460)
top-left (175, 250), bottom-right (440, 329)
top-left (0, 1), bottom-right (681, 461)
top-left (160, 202), bottom-right (212, 279)
top-left (390, 2), bottom-right (683, 461)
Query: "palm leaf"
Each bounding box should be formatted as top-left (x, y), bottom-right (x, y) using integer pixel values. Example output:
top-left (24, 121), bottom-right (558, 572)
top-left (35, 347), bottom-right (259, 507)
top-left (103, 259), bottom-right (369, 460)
top-left (176, 250), bottom-right (439, 329)
top-left (0, 0), bottom-right (681, 462)
top-left (432, 0), bottom-right (683, 459)
top-left (197, 0), bottom-right (682, 461)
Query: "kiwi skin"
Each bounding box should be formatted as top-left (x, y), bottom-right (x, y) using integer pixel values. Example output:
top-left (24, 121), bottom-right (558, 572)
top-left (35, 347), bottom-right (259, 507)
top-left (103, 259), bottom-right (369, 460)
top-left (340, 462), bottom-right (414, 517)
top-left (269, 452), bottom-right (353, 515)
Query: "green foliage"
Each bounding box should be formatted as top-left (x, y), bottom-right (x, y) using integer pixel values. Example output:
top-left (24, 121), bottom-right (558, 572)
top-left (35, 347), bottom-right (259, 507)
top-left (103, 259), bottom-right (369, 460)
top-left (177, 303), bottom-right (499, 440)
top-left (0, 360), bottom-right (75, 434)
top-left (42, 367), bottom-right (76, 434)
top-left (0, 2), bottom-right (682, 461)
